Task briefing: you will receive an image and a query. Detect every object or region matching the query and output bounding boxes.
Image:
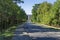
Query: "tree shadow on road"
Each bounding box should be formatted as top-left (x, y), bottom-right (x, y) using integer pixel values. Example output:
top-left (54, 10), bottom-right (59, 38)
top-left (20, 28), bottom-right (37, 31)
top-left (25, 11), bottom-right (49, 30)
top-left (31, 37), bottom-right (60, 40)
top-left (24, 23), bottom-right (60, 33)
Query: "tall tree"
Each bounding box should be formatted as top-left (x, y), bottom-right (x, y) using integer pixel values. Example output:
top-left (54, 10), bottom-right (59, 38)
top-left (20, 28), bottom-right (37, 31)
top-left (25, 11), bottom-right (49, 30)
top-left (49, 0), bottom-right (60, 27)
top-left (31, 4), bottom-right (40, 22)
top-left (0, 0), bottom-right (27, 32)
top-left (31, 1), bottom-right (60, 27)
top-left (37, 2), bottom-right (52, 24)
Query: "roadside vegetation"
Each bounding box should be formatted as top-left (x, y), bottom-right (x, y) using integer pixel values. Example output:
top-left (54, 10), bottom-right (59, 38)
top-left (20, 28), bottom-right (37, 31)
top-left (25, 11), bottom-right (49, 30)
top-left (31, 0), bottom-right (60, 27)
top-left (0, 0), bottom-right (27, 40)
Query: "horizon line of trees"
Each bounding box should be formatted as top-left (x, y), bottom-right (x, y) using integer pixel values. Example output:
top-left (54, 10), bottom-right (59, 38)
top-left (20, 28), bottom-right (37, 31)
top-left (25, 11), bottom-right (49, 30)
top-left (31, 0), bottom-right (60, 27)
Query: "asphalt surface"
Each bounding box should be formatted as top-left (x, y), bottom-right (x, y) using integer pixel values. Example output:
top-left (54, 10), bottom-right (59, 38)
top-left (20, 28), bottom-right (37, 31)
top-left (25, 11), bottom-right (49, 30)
top-left (12, 23), bottom-right (60, 40)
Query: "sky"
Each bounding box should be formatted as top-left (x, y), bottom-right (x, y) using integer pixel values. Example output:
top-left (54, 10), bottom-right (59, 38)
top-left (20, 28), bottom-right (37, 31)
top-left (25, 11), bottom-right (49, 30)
top-left (18, 0), bottom-right (56, 15)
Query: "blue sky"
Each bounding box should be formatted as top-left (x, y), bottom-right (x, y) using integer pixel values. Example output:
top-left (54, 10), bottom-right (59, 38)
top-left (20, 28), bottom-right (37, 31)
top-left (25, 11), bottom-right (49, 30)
top-left (18, 0), bottom-right (56, 15)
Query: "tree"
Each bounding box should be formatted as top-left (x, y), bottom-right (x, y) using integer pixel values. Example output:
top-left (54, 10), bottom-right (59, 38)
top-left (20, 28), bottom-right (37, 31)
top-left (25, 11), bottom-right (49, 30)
top-left (31, 4), bottom-right (40, 22)
top-left (31, 1), bottom-right (60, 27)
top-left (0, 0), bottom-right (27, 32)
top-left (37, 2), bottom-right (52, 24)
top-left (49, 0), bottom-right (60, 27)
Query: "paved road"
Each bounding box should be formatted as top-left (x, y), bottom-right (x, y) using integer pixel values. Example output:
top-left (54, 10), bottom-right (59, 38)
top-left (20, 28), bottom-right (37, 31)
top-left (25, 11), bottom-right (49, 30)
top-left (12, 23), bottom-right (60, 40)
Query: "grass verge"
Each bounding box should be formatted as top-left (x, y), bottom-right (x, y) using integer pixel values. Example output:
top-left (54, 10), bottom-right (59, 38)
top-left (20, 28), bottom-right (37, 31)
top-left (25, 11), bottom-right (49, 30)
top-left (0, 25), bottom-right (17, 40)
top-left (33, 23), bottom-right (60, 30)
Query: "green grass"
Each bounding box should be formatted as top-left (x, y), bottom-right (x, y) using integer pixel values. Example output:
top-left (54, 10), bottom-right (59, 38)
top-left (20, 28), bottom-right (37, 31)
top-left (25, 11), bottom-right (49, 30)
top-left (1, 26), bottom-right (16, 36)
top-left (0, 26), bottom-right (17, 40)
top-left (33, 23), bottom-right (60, 30)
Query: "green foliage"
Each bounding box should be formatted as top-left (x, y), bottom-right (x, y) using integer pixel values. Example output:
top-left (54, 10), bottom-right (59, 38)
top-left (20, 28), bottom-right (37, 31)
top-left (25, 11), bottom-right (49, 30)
top-left (31, 1), bottom-right (60, 27)
top-left (50, 0), bottom-right (60, 27)
top-left (37, 2), bottom-right (52, 24)
top-left (31, 4), bottom-right (40, 22)
top-left (0, 0), bottom-right (27, 32)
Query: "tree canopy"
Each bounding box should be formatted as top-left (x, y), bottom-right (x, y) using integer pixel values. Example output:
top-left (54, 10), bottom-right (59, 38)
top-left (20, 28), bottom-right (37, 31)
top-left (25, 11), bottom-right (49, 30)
top-left (0, 0), bottom-right (27, 32)
top-left (31, 1), bottom-right (60, 27)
